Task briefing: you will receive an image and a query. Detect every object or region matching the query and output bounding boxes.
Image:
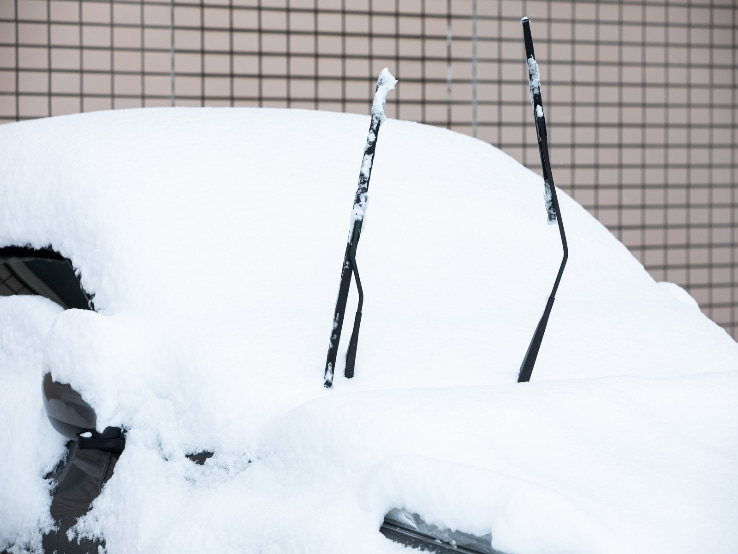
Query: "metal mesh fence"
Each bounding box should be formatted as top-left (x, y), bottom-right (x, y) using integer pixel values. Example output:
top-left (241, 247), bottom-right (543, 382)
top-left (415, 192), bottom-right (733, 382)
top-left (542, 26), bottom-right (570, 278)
top-left (1, 0), bottom-right (736, 340)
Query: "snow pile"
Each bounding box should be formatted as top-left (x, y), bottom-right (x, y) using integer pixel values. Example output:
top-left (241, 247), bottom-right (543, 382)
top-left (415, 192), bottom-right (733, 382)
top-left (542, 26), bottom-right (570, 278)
top-left (0, 107), bottom-right (736, 554)
top-left (0, 297), bottom-right (66, 552)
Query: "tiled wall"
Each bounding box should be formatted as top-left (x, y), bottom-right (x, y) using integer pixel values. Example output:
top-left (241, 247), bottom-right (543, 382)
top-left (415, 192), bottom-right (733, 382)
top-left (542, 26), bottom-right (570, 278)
top-left (1, 0), bottom-right (736, 339)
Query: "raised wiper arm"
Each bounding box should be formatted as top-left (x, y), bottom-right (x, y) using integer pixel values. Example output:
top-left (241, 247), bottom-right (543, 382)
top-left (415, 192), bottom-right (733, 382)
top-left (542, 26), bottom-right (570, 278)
top-left (324, 69), bottom-right (397, 388)
top-left (518, 17), bottom-right (569, 383)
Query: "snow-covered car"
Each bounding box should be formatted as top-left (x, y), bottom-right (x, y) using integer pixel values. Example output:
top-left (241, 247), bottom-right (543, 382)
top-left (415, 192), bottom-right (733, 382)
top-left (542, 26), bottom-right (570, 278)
top-left (1, 85), bottom-right (737, 552)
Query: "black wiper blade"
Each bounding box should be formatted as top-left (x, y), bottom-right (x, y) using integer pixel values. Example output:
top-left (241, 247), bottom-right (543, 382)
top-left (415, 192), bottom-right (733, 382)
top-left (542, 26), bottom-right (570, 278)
top-left (323, 69), bottom-right (397, 388)
top-left (380, 508), bottom-right (503, 554)
top-left (517, 17), bottom-right (569, 383)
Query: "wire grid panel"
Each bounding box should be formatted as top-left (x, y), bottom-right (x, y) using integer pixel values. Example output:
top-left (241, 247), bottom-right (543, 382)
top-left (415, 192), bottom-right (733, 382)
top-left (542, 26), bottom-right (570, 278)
top-left (0, 0), bottom-right (736, 340)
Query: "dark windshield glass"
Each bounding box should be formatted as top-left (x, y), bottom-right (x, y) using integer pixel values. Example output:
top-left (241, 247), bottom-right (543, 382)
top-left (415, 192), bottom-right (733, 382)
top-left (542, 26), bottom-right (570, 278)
top-left (0, 247), bottom-right (92, 310)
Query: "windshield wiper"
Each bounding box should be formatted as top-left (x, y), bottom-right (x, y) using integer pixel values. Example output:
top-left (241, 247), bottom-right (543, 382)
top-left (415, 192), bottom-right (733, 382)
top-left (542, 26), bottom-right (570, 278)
top-left (323, 69), bottom-right (397, 388)
top-left (517, 17), bottom-right (569, 383)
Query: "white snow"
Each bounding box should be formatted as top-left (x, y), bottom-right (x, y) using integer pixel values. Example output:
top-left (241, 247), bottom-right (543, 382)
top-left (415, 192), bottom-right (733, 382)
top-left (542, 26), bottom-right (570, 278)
top-left (0, 107), bottom-right (736, 554)
top-left (0, 297), bottom-right (66, 553)
top-left (527, 57), bottom-right (541, 109)
top-left (371, 69), bottom-right (397, 124)
top-left (543, 180), bottom-right (556, 224)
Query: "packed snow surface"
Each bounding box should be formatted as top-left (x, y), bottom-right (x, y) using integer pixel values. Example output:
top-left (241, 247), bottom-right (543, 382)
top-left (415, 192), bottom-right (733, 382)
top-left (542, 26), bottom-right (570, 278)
top-left (0, 107), bottom-right (736, 554)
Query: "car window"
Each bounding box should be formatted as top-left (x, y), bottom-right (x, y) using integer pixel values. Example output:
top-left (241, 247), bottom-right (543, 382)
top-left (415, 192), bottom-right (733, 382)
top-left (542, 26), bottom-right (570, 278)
top-left (0, 247), bottom-right (92, 310)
